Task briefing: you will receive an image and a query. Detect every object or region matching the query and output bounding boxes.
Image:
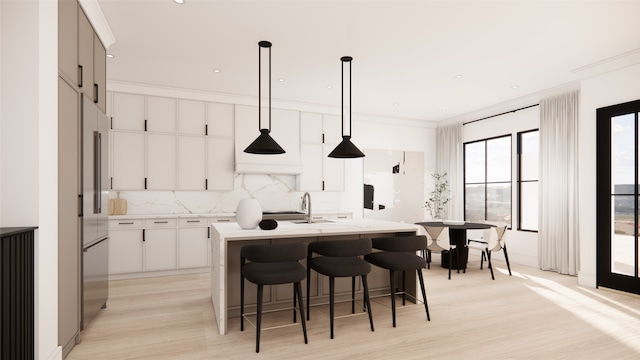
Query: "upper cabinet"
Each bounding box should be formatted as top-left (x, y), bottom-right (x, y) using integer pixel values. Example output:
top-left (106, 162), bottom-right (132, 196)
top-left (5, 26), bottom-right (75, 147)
top-left (297, 112), bottom-right (345, 191)
top-left (93, 33), bottom-right (107, 113)
top-left (234, 105), bottom-right (302, 174)
top-left (58, 0), bottom-right (78, 85)
top-left (110, 93), bottom-right (234, 191)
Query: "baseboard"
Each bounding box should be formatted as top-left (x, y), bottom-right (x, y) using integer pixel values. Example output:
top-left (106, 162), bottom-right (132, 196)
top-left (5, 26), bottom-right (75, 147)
top-left (109, 267), bottom-right (209, 281)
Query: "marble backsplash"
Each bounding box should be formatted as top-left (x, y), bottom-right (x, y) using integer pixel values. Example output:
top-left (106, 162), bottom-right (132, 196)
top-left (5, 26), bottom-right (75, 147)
top-left (110, 173), bottom-right (341, 215)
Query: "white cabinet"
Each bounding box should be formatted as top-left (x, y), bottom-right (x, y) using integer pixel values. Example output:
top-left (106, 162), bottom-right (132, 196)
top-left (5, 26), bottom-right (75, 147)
top-left (178, 136), bottom-right (206, 190)
top-left (297, 113), bottom-right (345, 191)
top-left (177, 218), bottom-right (210, 269)
top-left (110, 93), bottom-right (235, 191)
top-left (108, 220), bottom-right (144, 274)
top-left (234, 105), bottom-right (302, 174)
top-left (207, 137), bottom-right (234, 190)
top-left (178, 99), bottom-right (206, 135)
top-left (111, 131), bottom-right (145, 190)
top-left (146, 134), bottom-right (177, 190)
top-left (143, 219), bottom-right (177, 272)
top-left (112, 93), bottom-right (145, 131)
top-left (147, 96), bottom-right (176, 133)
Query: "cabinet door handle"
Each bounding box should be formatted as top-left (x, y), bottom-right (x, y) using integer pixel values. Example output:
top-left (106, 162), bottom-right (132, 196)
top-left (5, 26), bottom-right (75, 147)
top-left (154, 221), bottom-right (169, 224)
top-left (216, 219), bottom-right (230, 222)
top-left (187, 220), bottom-right (201, 223)
top-left (118, 222), bottom-right (134, 225)
top-left (142, 229), bottom-right (145, 242)
top-left (94, 84), bottom-right (99, 104)
top-left (78, 65), bottom-right (83, 88)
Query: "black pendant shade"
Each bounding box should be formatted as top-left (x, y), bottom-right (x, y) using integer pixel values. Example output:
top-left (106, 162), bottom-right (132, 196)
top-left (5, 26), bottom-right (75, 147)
top-left (328, 56), bottom-right (365, 158)
top-left (328, 135), bottom-right (365, 158)
top-left (244, 40), bottom-right (285, 155)
top-left (244, 129), bottom-right (285, 154)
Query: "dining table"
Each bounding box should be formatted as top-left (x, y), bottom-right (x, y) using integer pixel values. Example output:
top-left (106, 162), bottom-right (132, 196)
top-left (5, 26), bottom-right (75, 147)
top-left (415, 221), bottom-right (492, 269)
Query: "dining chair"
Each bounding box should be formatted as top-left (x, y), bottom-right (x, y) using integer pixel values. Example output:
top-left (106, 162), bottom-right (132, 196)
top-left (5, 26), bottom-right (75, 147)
top-left (423, 225), bottom-right (462, 279)
top-left (467, 225), bottom-right (511, 280)
top-left (306, 238), bottom-right (374, 339)
top-left (240, 242), bottom-right (308, 353)
top-left (364, 235), bottom-right (430, 327)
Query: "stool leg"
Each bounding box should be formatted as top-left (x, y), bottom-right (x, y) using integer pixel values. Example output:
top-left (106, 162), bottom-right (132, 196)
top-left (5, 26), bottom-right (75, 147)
top-left (389, 270), bottom-right (396, 327)
top-left (417, 268), bottom-right (430, 321)
top-left (448, 249), bottom-right (452, 280)
top-left (295, 281), bottom-right (308, 344)
top-left (401, 271), bottom-right (406, 306)
top-left (240, 275), bottom-right (245, 331)
top-left (362, 275), bottom-right (374, 332)
top-left (351, 276), bottom-right (356, 314)
top-left (487, 250), bottom-right (495, 280)
top-left (306, 266), bottom-right (311, 321)
top-left (329, 276), bottom-right (335, 339)
top-left (292, 283), bottom-right (297, 323)
top-left (256, 285), bottom-right (263, 353)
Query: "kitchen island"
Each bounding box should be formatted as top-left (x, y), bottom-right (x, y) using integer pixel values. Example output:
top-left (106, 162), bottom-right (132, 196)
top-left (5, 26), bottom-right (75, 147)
top-left (210, 218), bottom-right (421, 335)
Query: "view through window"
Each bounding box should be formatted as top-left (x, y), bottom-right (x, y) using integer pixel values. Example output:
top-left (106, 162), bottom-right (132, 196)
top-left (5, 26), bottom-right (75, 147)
top-left (518, 130), bottom-right (539, 231)
top-left (464, 135), bottom-right (512, 226)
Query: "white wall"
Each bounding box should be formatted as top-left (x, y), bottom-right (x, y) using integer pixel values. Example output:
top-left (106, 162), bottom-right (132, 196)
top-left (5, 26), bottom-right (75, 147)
top-left (462, 105), bottom-right (540, 267)
top-left (577, 55), bottom-right (640, 288)
top-left (1, 1), bottom-right (61, 359)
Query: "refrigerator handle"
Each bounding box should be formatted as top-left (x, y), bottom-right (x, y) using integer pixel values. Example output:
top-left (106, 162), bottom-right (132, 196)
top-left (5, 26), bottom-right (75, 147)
top-left (94, 131), bottom-right (101, 214)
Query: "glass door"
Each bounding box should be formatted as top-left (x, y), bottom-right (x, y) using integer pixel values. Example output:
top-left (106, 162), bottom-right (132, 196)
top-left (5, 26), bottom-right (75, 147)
top-left (596, 99), bottom-right (640, 295)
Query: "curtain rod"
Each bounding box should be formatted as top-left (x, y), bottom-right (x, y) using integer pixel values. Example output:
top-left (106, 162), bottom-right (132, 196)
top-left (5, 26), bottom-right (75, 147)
top-left (462, 103), bottom-right (539, 126)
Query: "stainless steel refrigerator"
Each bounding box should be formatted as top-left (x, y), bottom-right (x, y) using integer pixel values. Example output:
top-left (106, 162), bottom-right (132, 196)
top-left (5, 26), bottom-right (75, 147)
top-left (81, 93), bottom-right (109, 329)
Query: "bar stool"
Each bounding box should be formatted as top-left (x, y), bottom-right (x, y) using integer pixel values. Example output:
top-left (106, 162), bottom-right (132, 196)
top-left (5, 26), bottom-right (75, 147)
top-left (306, 238), bottom-right (374, 339)
top-left (365, 235), bottom-right (430, 327)
top-left (240, 242), bottom-right (308, 353)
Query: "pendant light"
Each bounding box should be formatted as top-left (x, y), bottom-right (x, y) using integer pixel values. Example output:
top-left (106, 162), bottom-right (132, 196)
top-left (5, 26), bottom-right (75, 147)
top-left (328, 56), bottom-right (365, 158)
top-left (244, 41), bottom-right (286, 154)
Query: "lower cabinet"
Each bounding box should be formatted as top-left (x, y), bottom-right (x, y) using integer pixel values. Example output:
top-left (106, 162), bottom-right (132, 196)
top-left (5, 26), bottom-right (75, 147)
top-left (109, 216), bottom-right (223, 276)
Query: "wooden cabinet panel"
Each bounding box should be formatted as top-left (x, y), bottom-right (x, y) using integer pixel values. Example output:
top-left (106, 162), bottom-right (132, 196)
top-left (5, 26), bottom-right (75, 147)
top-left (93, 33), bottom-right (106, 113)
top-left (144, 228), bottom-right (177, 271)
top-left (109, 229), bottom-right (143, 274)
top-left (147, 134), bottom-right (177, 190)
top-left (178, 136), bottom-right (206, 190)
top-left (77, 8), bottom-right (94, 99)
top-left (112, 131), bottom-right (145, 190)
top-left (112, 93), bottom-right (145, 131)
top-left (58, 0), bottom-right (78, 85)
top-left (207, 102), bottom-right (234, 137)
top-left (178, 99), bottom-right (206, 135)
top-left (147, 96), bottom-right (176, 133)
top-left (206, 137), bottom-right (234, 191)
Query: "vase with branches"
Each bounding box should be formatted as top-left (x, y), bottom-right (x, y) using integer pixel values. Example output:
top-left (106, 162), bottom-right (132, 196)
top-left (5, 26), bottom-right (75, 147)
top-left (425, 172), bottom-right (450, 219)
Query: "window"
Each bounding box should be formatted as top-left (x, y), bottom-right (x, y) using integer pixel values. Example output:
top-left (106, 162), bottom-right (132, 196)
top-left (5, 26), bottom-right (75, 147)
top-left (518, 130), bottom-right (539, 231)
top-left (464, 135), bottom-right (512, 227)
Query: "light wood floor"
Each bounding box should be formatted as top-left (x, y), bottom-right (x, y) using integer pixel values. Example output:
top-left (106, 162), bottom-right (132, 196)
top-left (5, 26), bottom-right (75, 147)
top-left (68, 255), bottom-right (640, 359)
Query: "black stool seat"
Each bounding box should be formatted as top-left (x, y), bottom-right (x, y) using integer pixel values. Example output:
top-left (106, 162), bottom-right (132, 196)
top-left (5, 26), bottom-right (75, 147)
top-left (365, 251), bottom-right (426, 271)
top-left (308, 256), bottom-right (371, 277)
top-left (364, 235), bottom-right (430, 327)
top-left (242, 262), bottom-right (306, 285)
top-left (241, 242), bottom-right (308, 353)
top-left (307, 238), bottom-right (374, 339)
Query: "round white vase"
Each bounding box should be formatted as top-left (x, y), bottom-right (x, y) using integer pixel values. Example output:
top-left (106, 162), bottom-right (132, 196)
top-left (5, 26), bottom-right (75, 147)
top-left (235, 198), bottom-right (262, 229)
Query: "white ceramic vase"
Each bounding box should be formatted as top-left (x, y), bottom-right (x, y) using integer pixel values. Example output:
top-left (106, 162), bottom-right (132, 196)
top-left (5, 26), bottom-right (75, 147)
top-left (235, 198), bottom-right (262, 229)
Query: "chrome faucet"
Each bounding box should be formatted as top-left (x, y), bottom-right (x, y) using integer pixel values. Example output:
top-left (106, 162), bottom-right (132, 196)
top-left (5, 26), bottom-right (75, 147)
top-left (301, 192), bottom-right (311, 223)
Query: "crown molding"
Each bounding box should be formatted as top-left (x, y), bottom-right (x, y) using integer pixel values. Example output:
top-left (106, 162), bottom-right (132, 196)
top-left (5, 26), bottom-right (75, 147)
top-left (78, 0), bottom-right (116, 48)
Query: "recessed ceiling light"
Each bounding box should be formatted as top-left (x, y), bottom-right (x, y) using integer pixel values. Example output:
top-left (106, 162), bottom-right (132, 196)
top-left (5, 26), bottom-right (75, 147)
top-left (278, 78), bottom-right (285, 82)
top-left (455, 74), bottom-right (463, 79)
top-left (511, 85), bottom-right (519, 89)
top-left (326, 85), bottom-right (333, 89)
top-left (106, 54), bottom-right (114, 58)
top-left (212, 69), bottom-right (221, 73)
top-left (174, 0), bottom-right (185, 4)
top-left (393, 103), bottom-right (399, 106)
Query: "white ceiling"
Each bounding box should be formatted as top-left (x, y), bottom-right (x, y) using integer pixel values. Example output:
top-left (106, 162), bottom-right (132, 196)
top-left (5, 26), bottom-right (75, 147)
top-left (97, 0), bottom-right (640, 122)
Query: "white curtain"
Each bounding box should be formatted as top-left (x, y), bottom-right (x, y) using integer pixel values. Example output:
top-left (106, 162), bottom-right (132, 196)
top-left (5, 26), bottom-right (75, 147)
top-left (539, 91), bottom-right (580, 275)
top-left (436, 122), bottom-right (463, 220)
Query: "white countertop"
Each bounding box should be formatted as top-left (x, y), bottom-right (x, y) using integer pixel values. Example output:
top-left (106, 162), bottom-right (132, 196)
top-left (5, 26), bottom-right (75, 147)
top-left (108, 213), bottom-right (236, 220)
top-left (210, 218), bottom-right (421, 241)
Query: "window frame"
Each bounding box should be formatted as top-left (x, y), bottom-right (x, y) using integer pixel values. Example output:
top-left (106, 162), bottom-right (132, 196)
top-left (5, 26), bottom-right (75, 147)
top-left (463, 134), bottom-right (513, 227)
top-left (517, 129), bottom-right (539, 232)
